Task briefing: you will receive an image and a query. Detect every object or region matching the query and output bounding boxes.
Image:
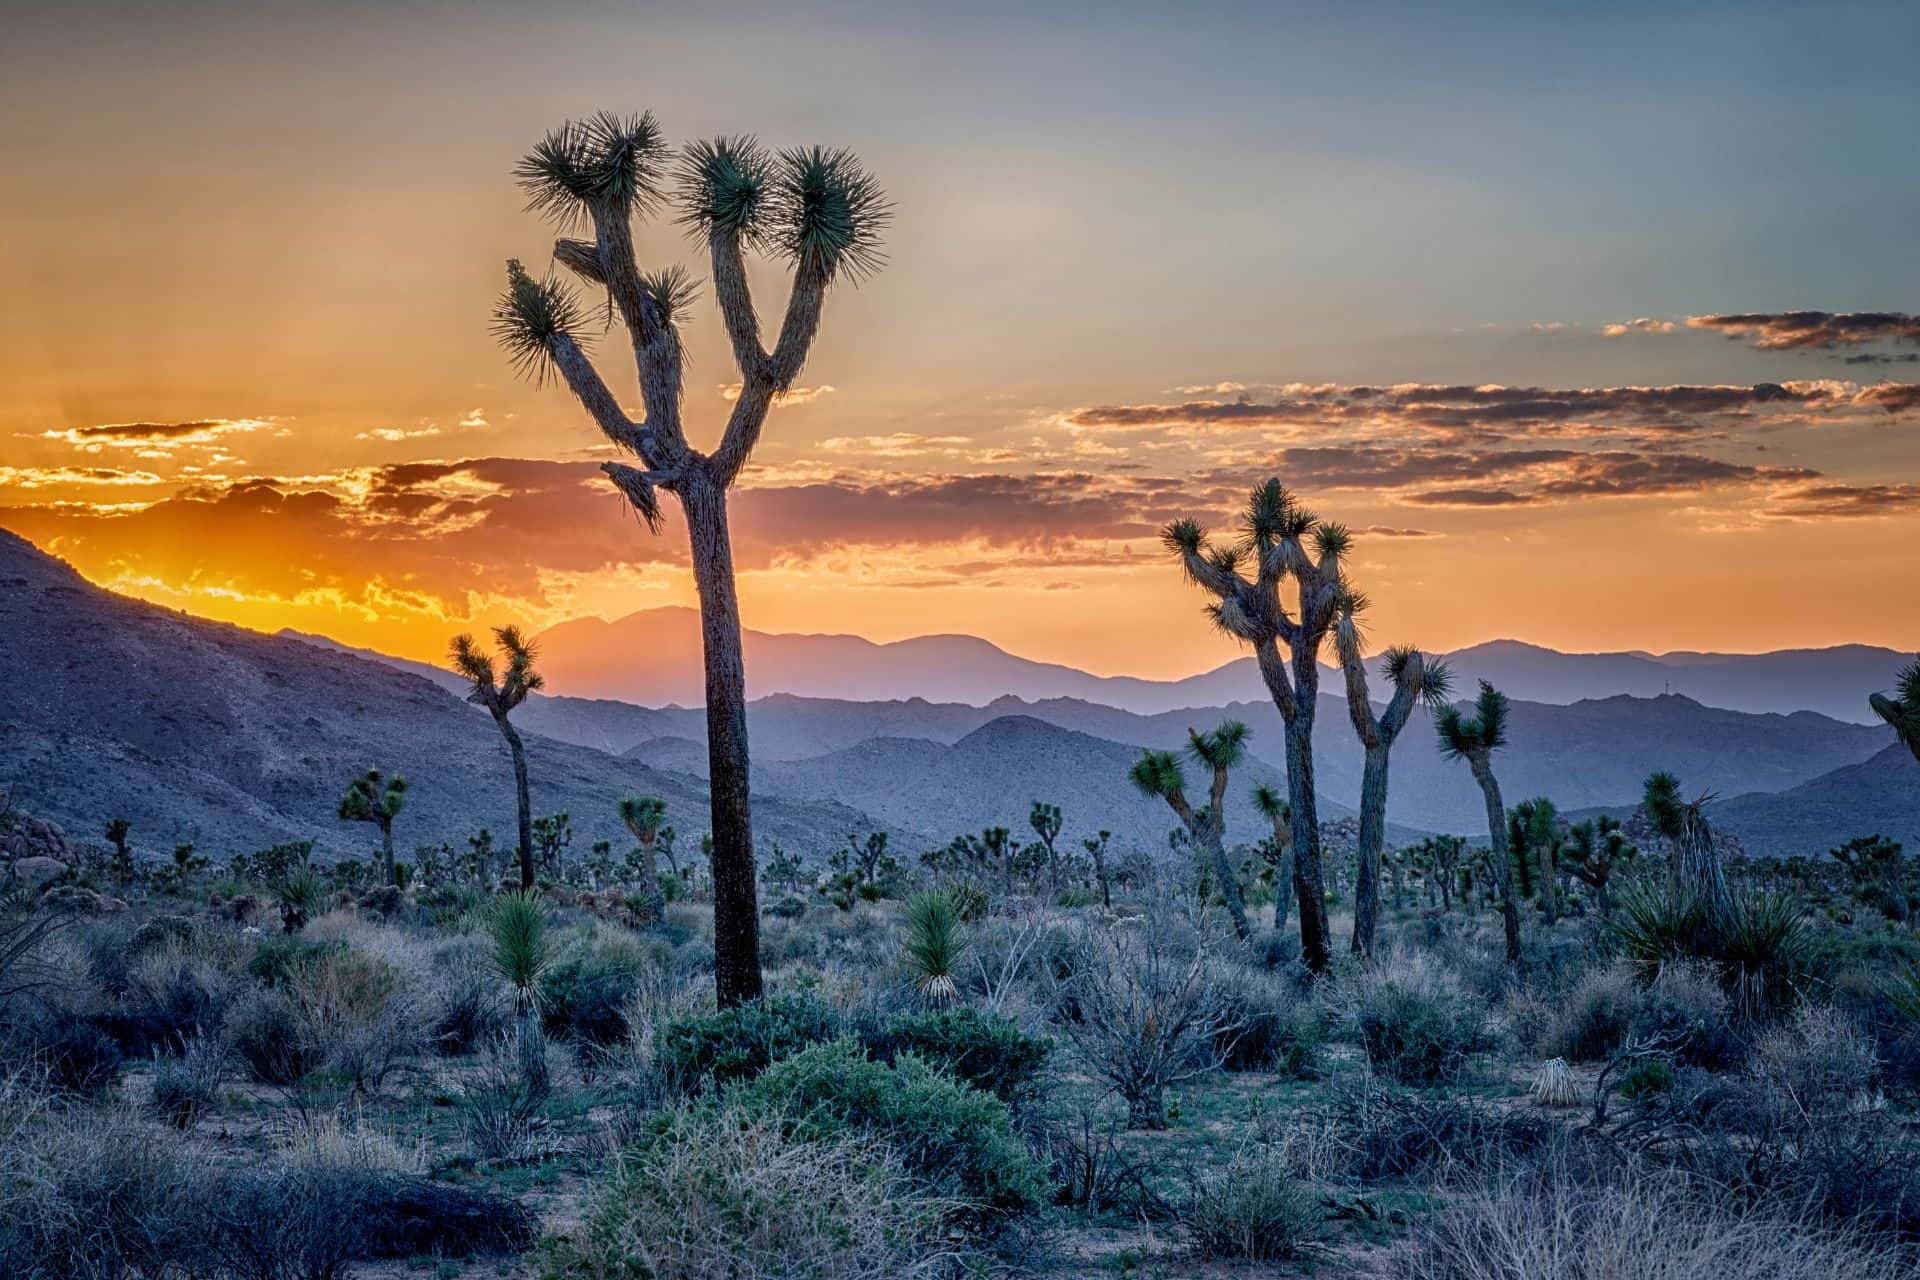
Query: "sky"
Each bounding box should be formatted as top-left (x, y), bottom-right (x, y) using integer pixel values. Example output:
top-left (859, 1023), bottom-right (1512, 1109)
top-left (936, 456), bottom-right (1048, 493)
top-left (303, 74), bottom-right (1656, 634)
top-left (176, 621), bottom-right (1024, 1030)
top-left (2, 1), bottom-right (1918, 679)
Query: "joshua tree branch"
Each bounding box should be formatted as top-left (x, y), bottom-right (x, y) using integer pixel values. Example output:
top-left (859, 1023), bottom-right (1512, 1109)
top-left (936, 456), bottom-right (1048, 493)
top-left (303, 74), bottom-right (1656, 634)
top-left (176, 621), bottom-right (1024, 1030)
top-left (1254, 638), bottom-right (1298, 720)
top-left (586, 207), bottom-right (687, 444)
top-left (710, 258), bottom-right (830, 486)
top-left (1377, 653), bottom-right (1426, 743)
top-left (545, 333), bottom-right (671, 466)
top-left (1336, 637), bottom-right (1384, 750)
top-left (709, 229), bottom-right (769, 378)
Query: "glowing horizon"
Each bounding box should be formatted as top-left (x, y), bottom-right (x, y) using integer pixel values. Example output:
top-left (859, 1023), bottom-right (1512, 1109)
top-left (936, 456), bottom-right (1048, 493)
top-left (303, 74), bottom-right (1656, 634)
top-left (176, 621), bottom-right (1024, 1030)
top-left (5, 3), bottom-right (1919, 679)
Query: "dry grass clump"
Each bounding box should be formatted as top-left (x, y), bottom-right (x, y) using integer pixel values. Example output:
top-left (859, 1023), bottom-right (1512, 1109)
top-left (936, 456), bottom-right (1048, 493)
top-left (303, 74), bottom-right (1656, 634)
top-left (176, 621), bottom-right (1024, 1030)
top-left (545, 1105), bottom-right (953, 1280)
top-left (1392, 1174), bottom-right (1911, 1280)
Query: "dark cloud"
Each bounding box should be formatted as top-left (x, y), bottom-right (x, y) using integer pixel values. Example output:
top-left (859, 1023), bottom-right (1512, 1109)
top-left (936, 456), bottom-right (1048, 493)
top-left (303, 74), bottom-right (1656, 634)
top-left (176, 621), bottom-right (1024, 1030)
top-left (1760, 482), bottom-right (1920, 519)
top-left (1687, 311), bottom-right (1920, 352)
top-left (63, 420), bottom-right (228, 440)
top-left (1361, 525), bottom-right (1440, 538)
top-left (1402, 488), bottom-right (1540, 508)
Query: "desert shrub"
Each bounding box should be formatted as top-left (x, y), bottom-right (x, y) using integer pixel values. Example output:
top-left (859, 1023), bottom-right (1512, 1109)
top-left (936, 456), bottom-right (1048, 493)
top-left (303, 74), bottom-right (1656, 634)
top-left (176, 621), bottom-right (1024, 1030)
top-left (1629, 959), bottom-right (1745, 1071)
top-left (1051, 913), bottom-right (1235, 1128)
top-left (1248, 926), bottom-right (1301, 971)
top-left (866, 1006), bottom-right (1050, 1106)
top-left (1617, 1057), bottom-right (1674, 1099)
top-left (1182, 1143), bottom-right (1320, 1262)
top-left (11, 1005), bottom-right (124, 1093)
top-left (1754, 1005), bottom-right (1878, 1113)
top-left (735, 1038), bottom-right (1048, 1216)
top-left (540, 933), bottom-right (649, 1049)
top-left (1354, 977), bottom-right (1487, 1085)
top-left (658, 990), bottom-right (840, 1088)
top-left (248, 935), bottom-right (343, 987)
top-left (1213, 963), bottom-right (1319, 1075)
top-left (112, 945), bottom-right (234, 1056)
top-left (423, 954), bottom-right (509, 1056)
top-left (548, 1106), bottom-right (950, 1280)
top-left (1392, 1174), bottom-right (1910, 1280)
top-left (151, 1032), bottom-right (225, 1128)
top-left (765, 894), bottom-right (807, 919)
top-left (1609, 884), bottom-right (1814, 1023)
top-left (1541, 964), bottom-right (1639, 1062)
top-left (229, 985), bottom-right (323, 1085)
top-left (459, 1021), bottom-right (553, 1161)
top-left (1313, 1081), bottom-right (1558, 1185)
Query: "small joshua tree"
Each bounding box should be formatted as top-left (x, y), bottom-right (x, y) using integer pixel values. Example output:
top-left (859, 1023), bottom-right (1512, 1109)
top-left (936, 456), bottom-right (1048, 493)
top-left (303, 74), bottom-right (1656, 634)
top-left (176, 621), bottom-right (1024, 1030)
top-left (1509, 797), bottom-right (1564, 924)
top-left (532, 812), bottom-right (572, 881)
top-left (1870, 656), bottom-right (1920, 764)
top-left (1162, 481), bottom-right (1353, 973)
top-left (1252, 782), bottom-right (1296, 933)
top-left (1082, 829), bottom-right (1114, 910)
top-left (337, 768), bottom-right (408, 887)
top-left (1563, 815), bottom-right (1635, 915)
top-left (1029, 802), bottom-right (1064, 893)
top-left (1129, 723), bottom-right (1253, 941)
top-left (104, 817), bottom-right (136, 885)
top-left (1436, 681), bottom-right (1524, 965)
top-left (1332, 599), bottom-right (1451, 955)
top-left (492, 112), bottom-right (889, 1008)
top-left (618, 795), bottom-right (669, 922)
top-left (451, 627), bottom-right (544, 890)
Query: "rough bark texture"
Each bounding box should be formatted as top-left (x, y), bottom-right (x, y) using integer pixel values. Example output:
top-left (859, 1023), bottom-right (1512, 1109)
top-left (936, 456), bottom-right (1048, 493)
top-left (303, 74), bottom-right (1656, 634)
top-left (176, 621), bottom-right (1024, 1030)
top-left (1283, 713), bottom-right (1330, 972)
top-left (683, 475), bottom-right (762, 1006)
top-left (1351, 745), bottom-right (1389, 951)
top-left (635, 835), bottom-right (666, 922)
top-left (500, 718), bottom-right (534, 891)
top-left (1470, 753), bottom-right (1523, 966)
top-left (1680, 808), bottom-right (1732, 927)
top-left (379, 818), bottom-right (396, 888)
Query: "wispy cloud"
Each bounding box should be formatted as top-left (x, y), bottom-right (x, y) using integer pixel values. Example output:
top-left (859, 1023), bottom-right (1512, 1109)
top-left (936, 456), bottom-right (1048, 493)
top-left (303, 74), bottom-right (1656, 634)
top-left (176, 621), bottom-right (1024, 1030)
top-left (1687, 311), bottom-right (1920, 352)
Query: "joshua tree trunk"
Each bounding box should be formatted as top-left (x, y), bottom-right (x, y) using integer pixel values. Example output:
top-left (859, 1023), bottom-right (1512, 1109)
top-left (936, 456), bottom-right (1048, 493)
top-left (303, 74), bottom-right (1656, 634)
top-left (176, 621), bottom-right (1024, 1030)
top-left (1539, 840), bottom-right (1560, 924)
top-left (379, 817), bottom-right (396, 888)
top-left (1201, 818), bottom-right (1251, 942)
top-left (1469, 753), bottom-right (1523, 966)
top-left (1352, 743), bottom-right (1390, 952)
top-left (683, 476), bottom-right (763, 1005)
top-left (499, 717), bottom-right (534, 890)
top-left (1679, 809), bottom-right (1731, 928)
top-left (1279, 702), bottom-right (1330, 971)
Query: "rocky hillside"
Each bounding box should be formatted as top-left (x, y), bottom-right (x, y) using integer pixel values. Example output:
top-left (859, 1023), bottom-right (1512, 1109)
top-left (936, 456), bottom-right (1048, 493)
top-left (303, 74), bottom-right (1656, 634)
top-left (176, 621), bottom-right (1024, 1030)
top-left (1709, 744), bottom-right (1920, 857)
top-left (0, 532), bottom-right (880, 862)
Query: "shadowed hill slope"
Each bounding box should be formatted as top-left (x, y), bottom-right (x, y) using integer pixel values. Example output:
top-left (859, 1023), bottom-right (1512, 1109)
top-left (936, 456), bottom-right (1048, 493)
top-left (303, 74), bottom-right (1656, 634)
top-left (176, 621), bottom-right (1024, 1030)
top-left (0, 531), bottom-right (882, 862)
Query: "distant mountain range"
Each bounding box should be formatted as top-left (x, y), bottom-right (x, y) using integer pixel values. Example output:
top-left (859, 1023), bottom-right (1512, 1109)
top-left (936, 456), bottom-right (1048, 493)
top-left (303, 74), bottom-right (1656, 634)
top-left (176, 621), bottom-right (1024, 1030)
top-left (512, 607), bottom-right (1911, 723)
top-left (0, 532), bottom-right (878, 862)
top-left (7, 529), bottom-right (1912, 866)
top-left (289, 631), bottom-right (1900, 850)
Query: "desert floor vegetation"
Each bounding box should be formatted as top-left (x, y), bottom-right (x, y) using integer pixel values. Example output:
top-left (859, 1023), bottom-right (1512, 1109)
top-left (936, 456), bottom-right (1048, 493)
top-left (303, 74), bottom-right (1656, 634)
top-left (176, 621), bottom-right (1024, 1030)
top-left (5, 821), bottom-right (1920, 1280)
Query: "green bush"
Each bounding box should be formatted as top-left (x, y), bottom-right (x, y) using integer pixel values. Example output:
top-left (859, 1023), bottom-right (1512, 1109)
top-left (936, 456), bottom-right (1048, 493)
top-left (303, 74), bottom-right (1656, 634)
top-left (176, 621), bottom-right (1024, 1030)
top-left (1355, 982), bottom-right (1486, 1085)
top-left (246, 935), bottom-right (344, 987)
top-left (865, 1007), bottom-right (1050, 1105)
top-left (228, 986), bottom-right (322, 1085)
top-left (659, 991), bottom-right (841, 1087)
top-left (547, 1106), bottom-right (948, 1280)
top-left (1182, 1145), bottom-right (1319, 1262)
top-left (735, 1039), bottom-right (1047, 1216)
top-left (540, 945), bottom-right (643, 1049)
top-left (1618, 1057), bottom-right (1675, 1100)
top-left (1542, 965), bottom-right (1640, 1062)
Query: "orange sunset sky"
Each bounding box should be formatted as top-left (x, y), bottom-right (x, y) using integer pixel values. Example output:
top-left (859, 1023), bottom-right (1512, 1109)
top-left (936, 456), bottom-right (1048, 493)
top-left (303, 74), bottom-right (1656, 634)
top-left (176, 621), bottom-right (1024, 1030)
top-left (3, 3), bottom-right (1918, 679)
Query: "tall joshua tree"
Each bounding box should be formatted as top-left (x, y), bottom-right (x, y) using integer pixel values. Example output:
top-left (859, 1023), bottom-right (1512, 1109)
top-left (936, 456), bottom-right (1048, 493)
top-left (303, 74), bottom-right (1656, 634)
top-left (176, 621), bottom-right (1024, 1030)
top-left (1164, 480), bottom-right (1352, 971)
top-left (1252, 782), bottom-right (1296, 934)
top-left (619, 795), bottom-right (669, 922)
top-left (338, 768), bottom-right (408, 887)
top-left (1870, 656), bottom-right (1920, 763)
top-left (492, 112), bottom-right (889, 1007)
top-left (1128, 722), bottom-right (1253, 940)
top-left (451, 628), bottom-right (543, 890)
top-left (1436, 681), bottom-right (1524, 965)
top-left (1332, 599), bottom-right (1450, 956)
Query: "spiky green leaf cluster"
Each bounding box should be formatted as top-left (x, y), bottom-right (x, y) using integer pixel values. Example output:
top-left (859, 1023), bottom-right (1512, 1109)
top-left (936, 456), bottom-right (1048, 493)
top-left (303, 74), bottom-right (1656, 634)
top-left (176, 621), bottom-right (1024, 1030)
top-left (491, 259), bottom-right (589, 382)
top-left (1870, 655), bottom-right (1920, 758)
top-left (1314, 522), bottom-right (1353, 559)
top-left (903, 890), bottom-right (967, 999)
top-left (638, 264), bottom-right (701, 330)
top-left (1128, 749), bottom-right (1187, 800)
top-left (1188, 720), bottom-right (1252, 770)
top-left (338, 768), bottom-right (406, 823)
top-left (1251, 781), bottom-right (1289, 822)
top-left (515, 111), bottom-right (670, 223)
top-left (619, 795), bottom-right (668, 842)
top-left (1642, 770), bottom-right (1686, 840)
top-left (674, 135), bottom-right (771, 239)
top-left (770, 145), bottom-right (891, 281)
top-left (1436, 679), bottom-right (1509, 760)
top-left (488, 890), bottom-right (552, 1007)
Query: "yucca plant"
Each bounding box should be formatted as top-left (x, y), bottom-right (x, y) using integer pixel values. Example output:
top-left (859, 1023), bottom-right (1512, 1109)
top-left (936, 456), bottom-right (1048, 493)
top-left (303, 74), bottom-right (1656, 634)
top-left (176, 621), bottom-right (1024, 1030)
top-left (1160, 481), bottom-right (1350, 972)
top-left (494, 112), bottom-right (889, 1008)
top-left (451, 628), bottom-right (544, 889)
top-left (1436, 680), bottom-right (1524, 965)
top-left (487, 890), bottom-right (552, 1014)
top-left (278, 867), bottom-right (327, 935)
top-left (1642, 771), bottom-right (1731, 927)
top-left (1607, 880), bottom-right (1709, 981)
top-left (1885, 963), bottom-right (1920, 1022)
top-left (1716, 889), bottom-right (1813, 1023)
top-left (1252, 782), bottom-right (1295, 932)
top-left (903, 890), bottom-right (967, 1002)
